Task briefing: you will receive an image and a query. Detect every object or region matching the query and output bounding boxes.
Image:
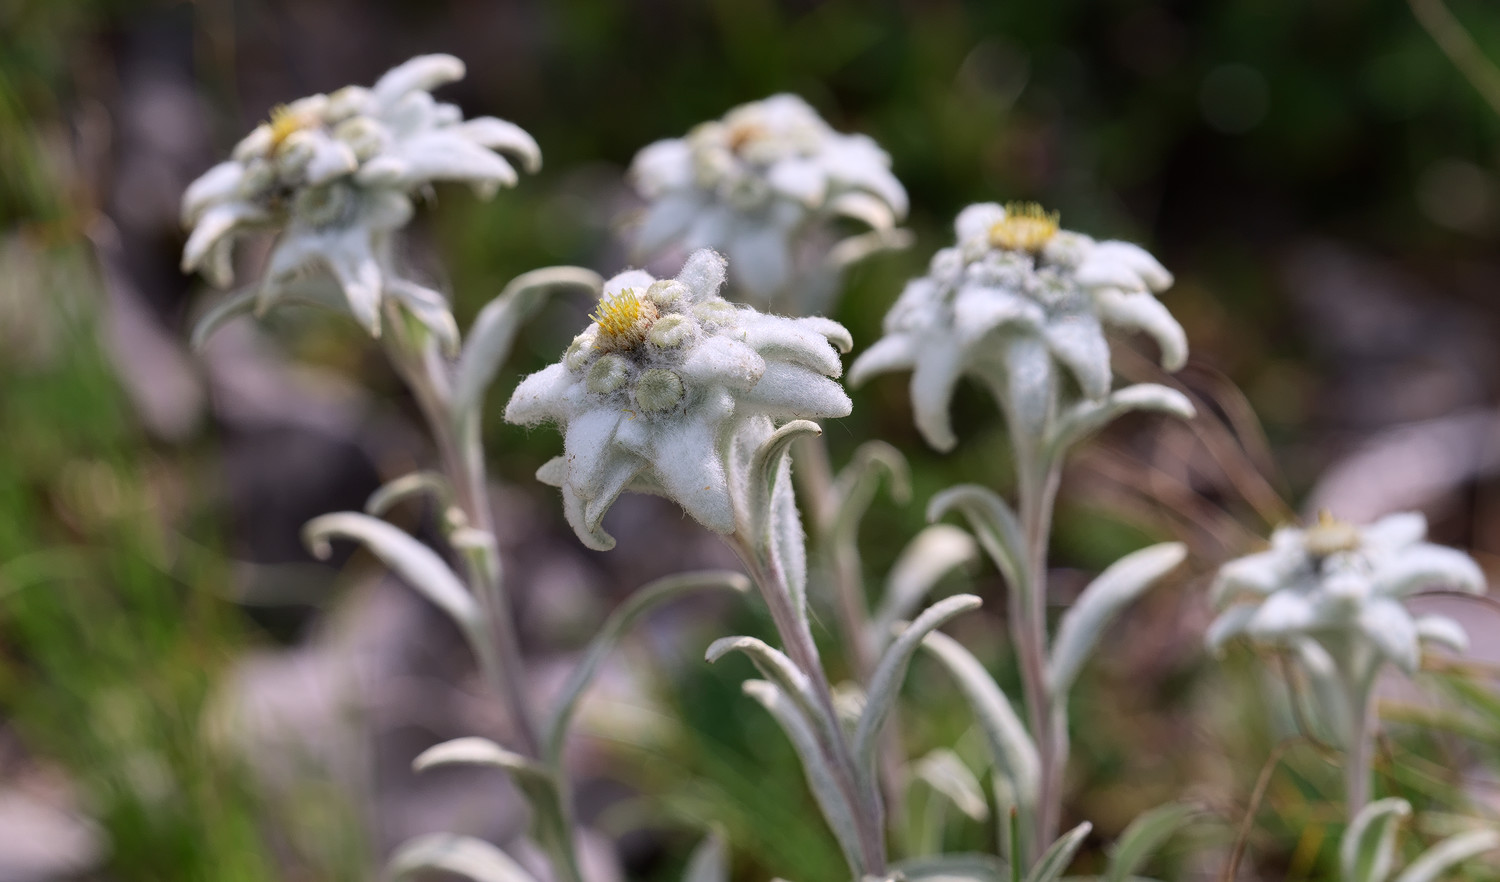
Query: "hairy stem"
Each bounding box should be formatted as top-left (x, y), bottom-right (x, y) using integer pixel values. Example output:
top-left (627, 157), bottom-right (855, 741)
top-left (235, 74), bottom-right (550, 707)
top-left (1013, 443), bottom-right (1065, 861)
top-left (731, 531), bottom-right (889, 877)
top-left (1340, 656), bottom-right (1378, 822)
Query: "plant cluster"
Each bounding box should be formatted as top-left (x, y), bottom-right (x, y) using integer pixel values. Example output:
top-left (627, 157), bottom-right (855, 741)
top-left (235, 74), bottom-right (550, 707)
top-left (180, 55), bottom-right (1498, 882)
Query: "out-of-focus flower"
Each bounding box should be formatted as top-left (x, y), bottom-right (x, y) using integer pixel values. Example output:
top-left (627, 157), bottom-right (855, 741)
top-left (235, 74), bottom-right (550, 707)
top-left (849, 202), bottom-right (1186, 451)
top-left (505, 249), bottom-right (852, 550)
top-left (1208, 511), bottom-right (1485, 673)
top-left (180, 54), bottom-right (540, 335)
top-left (629, 94), bottom-right (907, 312)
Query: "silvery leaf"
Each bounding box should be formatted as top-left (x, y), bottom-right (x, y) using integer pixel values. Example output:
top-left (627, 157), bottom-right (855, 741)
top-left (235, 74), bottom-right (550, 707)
top-left (706, 635), bottom-right (825, 744)
top-left (411, 736), bottom-right (550, 787)
top-left (854, 595), bottom-right (982, 784)
top-left (914, 748), bottom-right (989, 822)
top-left (386, 278), bottom-right (461, 357)
top-left (891, 854), bottom-right (1010, 882)
top-left (1047, 543), bottom-right (1187, 696)
top-left (366, 470), bottom-right (457, 519)
top-left (303, 512), bottom-right (478, 631)
top-left (189, 276), bottom-right (347, 350)
top-left (920, 631), bottom-right (1040, 815)
top-left (544, 570), bottom-right (750, 764)
top-left (1026, 822), bottom-right (1092, 882)
top-left (742, 680), bottom-right (867, 877)
top-left (928, 485), bottom-right (1028, 592)
top-left (682, 831), bottom-right (728, 882)
top-left (830, 440), bottom-right (911, 539)
top-left (1340, 798), bottom-right (1411, 882)
top-left (453, 266), bottom-right (603, 418)
top-left (1292, 638), bottom-right (1350, 742)
top-left (871, 524), bottom-right (979, 651)
top-left (1414, 615), bottom-right (1469, 654)
top-left (1045, 384), bottom-right (1194, 465)
top-left (386, 833), bottom-right (539, 882)
top-left (1392, 829), bottom-right (1500, 882)
top-left (1104, 801), bottom-right (1202, 882)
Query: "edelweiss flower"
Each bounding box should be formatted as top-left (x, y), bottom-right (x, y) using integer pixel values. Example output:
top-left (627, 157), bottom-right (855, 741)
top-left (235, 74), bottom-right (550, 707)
top-left (1208, 511), bottom-right (1486, 673)
top-left (849, 202), bottom-right (1187, 451)
top-left (629, 94), bottom-right (908, 311)
top-left (181, 54), bottom-right (540, 335)
top-left (505, 249), bottom-right (852, 550)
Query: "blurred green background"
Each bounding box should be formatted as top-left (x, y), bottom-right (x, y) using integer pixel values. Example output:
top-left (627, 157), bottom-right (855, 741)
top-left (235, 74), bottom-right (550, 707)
top-left (3, 1), bottom-right (1500, 880)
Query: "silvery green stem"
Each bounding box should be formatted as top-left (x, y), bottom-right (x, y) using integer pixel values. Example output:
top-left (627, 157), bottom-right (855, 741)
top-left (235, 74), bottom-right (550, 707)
top-left (730, 531), bottom-right (889, 876)
top-left (1331, 642), bottom-right (1379, 823)
top-left (793, 435), bottom-right (912, 844)
top-left (379, 301), bottom-right (582, 882)
top-left (1015, 450), bottom-right (1065, 857)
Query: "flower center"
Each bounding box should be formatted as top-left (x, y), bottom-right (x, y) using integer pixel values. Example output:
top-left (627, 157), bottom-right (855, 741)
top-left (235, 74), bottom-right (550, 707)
top-left (269, 104), bottom-right (316, 151)
top-left (590, 288), bottom-right (659, 351)
top-left (1303, 510), bottom-right (1362, 558)
top-left (988, 202), bottom-right (1060, 253)
top-left (727, 121), bottom-right (767, 155)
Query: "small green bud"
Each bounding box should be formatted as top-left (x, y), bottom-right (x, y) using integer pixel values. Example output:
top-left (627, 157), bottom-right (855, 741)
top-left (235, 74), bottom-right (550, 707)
top-left (634, 369), bottom-right (684, 412)
top-left (647, 313), bottom-right (693, 348)
top-left (586, 354), bottom-right (630, 394)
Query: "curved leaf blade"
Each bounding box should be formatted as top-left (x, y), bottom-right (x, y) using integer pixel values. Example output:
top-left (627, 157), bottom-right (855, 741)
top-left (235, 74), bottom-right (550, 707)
top-left (1393, 829), bottom-right (1500, 882)
top-left (386, 833), bottom-right (539, 882)
top-left (1048, 543), bottom-right (1187, 696)
top-left (872, 524), bottom-right (979, 650)
top-left (682, 830), bottom-right (729, 882)
top-left (303, 512), bottom-right (477, 630)
top-left (1104, 801), bottom-right (1203, 882)
top-left (1341, 798), bottom-right (1411, 882)
top-left (412, 736), bottom-right (550, 786)
top-left (928, 485), bottom-right (1028, 592)
top-left (543, 570), bottom-right (750, 764)
top-left (1026, 822), bottom-right (1092, 882)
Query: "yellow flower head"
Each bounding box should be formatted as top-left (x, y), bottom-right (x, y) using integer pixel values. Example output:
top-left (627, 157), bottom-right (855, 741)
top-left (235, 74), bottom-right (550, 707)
top-left (590, 288), bottom-right (659, 351)
top-left (1304, 509), bottom-right (1362, 558)
top-left (988, 202), bottom-right (1060, 253)
top-left (268, 104), bottom-right (315, 151)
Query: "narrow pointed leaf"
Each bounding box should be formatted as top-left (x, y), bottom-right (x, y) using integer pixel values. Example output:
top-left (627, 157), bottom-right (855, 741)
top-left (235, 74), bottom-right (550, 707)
top-left (682, 831), bottom-right (728, 882)
top-left (303, 512), bottom-right (477, 629)
top-left (706, 635), bottom-right (825, 742)
top-left (892, 853), bottom-right (1010, 881)
top-left (386, 833), bottom-right (539, 882)
top-left (921, 631), bottom-right (1040, 814)
top-left (872, 525), bottom-right (979, 650)
top-left (742, 680), bottom-right (866, 877)
top-left (1045, 383), bottom-right (1194, 463)
top-left (1392, 829), bottom-right (1500, 882)
top-left (1048, 543), bottom-right (1187, 695)
top-left (544, 570), bottom-right (750, 763)
top-left (915, 748), bottom-right (989, 821)
top-left (830, 440), bottom-right (911, 539)
top-left (1105, 801), bottom-right (1203, 882)
top-left (854, 595), bottom-right (982, 782)
top-left (928, 485), bottom-right (1028, 592)
top-left (366, 470), bottom-right (457, 518)
top-left (411, 736), bottom-right (550, 787)
top-left (1341, 798), bottom-right (1411, 882)
top-left (453, 266), bottom-right (603, 416)
top-left (1025, 822), bottom-right (1092, 882)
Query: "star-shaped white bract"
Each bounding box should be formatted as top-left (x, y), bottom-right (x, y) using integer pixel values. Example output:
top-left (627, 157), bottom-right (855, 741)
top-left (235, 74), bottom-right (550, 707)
top-left (848, 202), bottom-right (1187, 452)
top-left (629, 94), bottom-right (907, 311)
top-left (505, 249), bottom-right (852, 550)
top-left (1208, 512), bottom-right (1486, 673)
top-left (180, 54), bottom-right (540, 335)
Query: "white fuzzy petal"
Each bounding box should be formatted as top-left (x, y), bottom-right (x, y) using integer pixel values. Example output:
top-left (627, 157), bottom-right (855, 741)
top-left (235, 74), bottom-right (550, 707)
top-left (634, 191), bottom-right (705, 258)
top-left (1211, 548), bottom-right (1302, 606)
top-left (1360, 512), bottom-right (1427, 549)
top-left (684, 205), bottom-right (735, 252)
top-left (767, 157), bottom-right (828, 207)
top-left (582, 451), bottom-right (650, 532)
top-left (909, 342), bottom-right (967, 452)
top-left (602, 269), bottom-right (657, 298)
top-left (182, 202), bottom-right (265, 276)
top-left (1001, 334), bottom-right (1055, 442)
top-left (304, 138), bottom-right (359, 186)
top-left (374, 131), bottom-right (519, 189)
top-left (952, 286), bottom-right (1045, 346)
top-left (1371, 543), bottom-right (1486, 598)
top-left (1359, 597), bottom-right (1421, 673)
top-left (371, 54), bottom-right (466, 106)
top-left (320, 233), bottom-right (385, 335)
top-left (505, 363), bottom-right (576, 426)
top-left (678, 335), bottom-right (766, 391)
top-left (564, 407), bottom-right (626, 492)
top-left (1206, 604), bottom-right (1257, 653)
top-left (1043, 313), bottom-right (1113, 400)
top-left (1415, 615), bottom-right (1469, 654)
top-left (629, 138), bottom-right (694, 197)
top-left (1093, 289), bottom-right (1188, 372)
top-left (954, 203), bottom-right (1006, 242)
top-left (727, 224), bottom-right (793, 299)
top-left (647, 413), bottom-right (735, 534)
top-left (741, 362), bottom-right (852, 420)
top-left (827, 191), bottom-right (896, 230)
top-left (1091, 241), bottom-right (1173, 291)
top-left (676, 249), bottom-right (728, 301)
top-left (849, 333), bottom-right (918, 387)
top-left (181, 161), bottom-right (245, 226)
top-left (734, 316), bottom-right (841, 376)
top-left (458, 117), bottom-right (541, 173)
top-left (1246, 591), bottom-right (1321, 640)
